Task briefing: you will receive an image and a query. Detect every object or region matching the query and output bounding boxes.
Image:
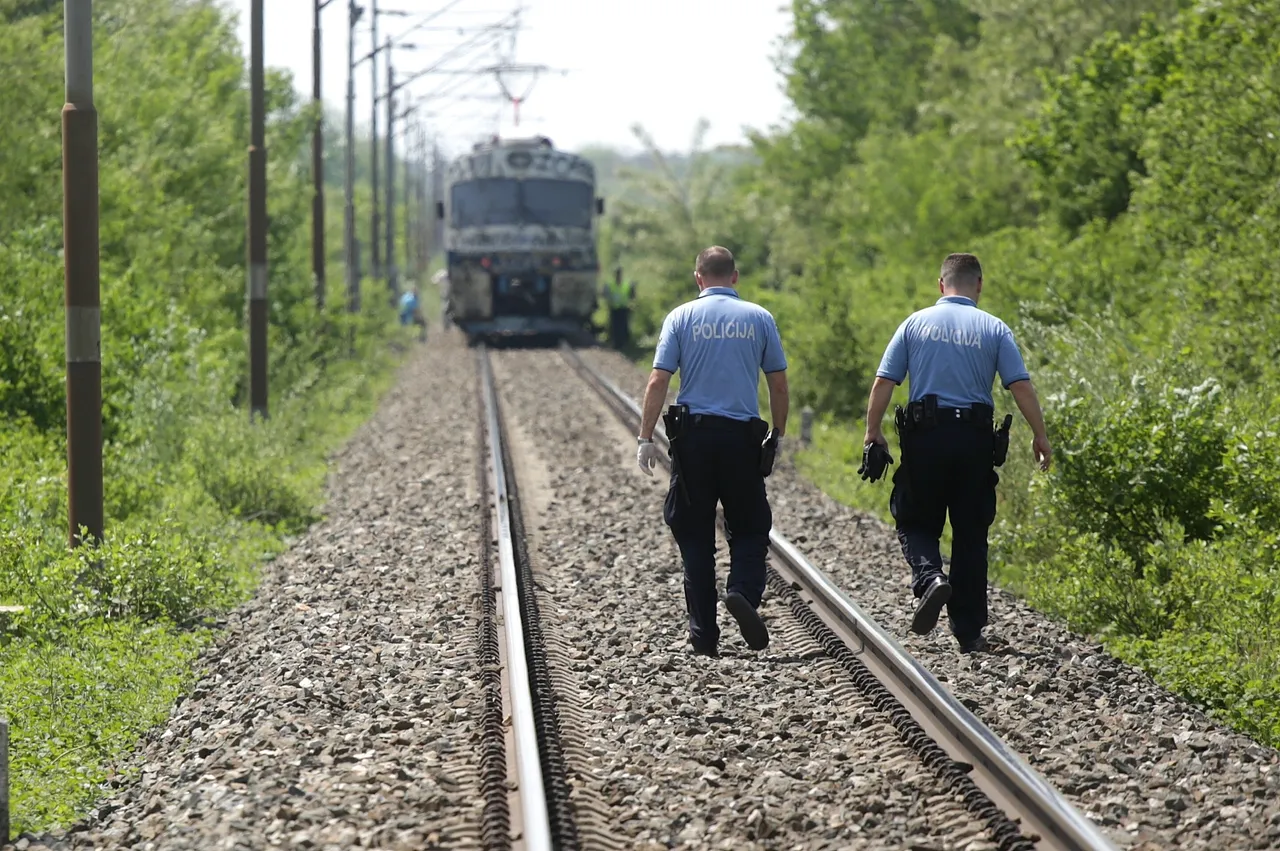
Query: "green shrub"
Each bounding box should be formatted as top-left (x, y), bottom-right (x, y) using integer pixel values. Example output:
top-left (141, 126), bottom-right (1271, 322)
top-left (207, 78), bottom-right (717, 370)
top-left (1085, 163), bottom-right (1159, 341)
top-left (1042, 369), bottom-right (1229, 564)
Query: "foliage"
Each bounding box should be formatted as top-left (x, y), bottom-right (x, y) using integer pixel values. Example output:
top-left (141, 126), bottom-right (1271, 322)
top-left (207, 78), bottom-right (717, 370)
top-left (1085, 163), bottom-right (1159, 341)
top-left (601, 0), bottom-right (1280, 747)
top-left (0, 0), bottom-right (410, 833)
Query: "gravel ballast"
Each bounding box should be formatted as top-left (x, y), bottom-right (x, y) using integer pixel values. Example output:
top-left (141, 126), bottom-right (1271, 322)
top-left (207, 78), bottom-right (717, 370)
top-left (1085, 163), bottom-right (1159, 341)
top-left (579, 345), bottom-right (1280, 851)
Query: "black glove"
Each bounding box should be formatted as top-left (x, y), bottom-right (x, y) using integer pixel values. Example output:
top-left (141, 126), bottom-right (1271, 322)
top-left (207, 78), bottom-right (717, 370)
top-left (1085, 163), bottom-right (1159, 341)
top-left (858, 442), bottom-right (894, 482)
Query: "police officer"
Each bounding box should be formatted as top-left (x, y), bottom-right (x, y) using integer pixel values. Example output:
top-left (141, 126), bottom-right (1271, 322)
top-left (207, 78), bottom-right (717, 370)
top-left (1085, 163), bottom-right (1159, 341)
top-left (636, 246), bottom-right (789, 656)
top-left (603, 267), bottom-right (636, 350)
top-left (864, 253), bottom-right (1051, 653)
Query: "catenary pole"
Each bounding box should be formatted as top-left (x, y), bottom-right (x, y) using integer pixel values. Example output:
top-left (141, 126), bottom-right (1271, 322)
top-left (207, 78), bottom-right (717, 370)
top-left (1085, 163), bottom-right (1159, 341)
top-left (344, 1), bottom-right (361, 311)
top-left (311, 0), bottom-right (331, 309)
top-left (248, 0), bottom-right (268, 421)
top-left (63, 0), bottom-right (102, 547)
top-left (370, 0), bottom-right (381, 282)
top-left (385, 53), bottom-right (397, 300)
top-left (403, 106), bottom-right (413, 286)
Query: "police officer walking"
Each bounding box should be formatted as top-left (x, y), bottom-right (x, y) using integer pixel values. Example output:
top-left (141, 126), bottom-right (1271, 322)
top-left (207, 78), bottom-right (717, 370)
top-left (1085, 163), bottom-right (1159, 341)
top-left (604, 267), bottom-right (636, 350)
top-left (863, 253), bottom-right (1051, 653)
top-left (636, 246), bottom-right (789, 657)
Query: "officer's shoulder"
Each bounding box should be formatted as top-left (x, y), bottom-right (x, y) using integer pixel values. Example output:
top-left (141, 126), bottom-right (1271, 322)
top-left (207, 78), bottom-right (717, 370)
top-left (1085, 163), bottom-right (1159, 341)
top-left (976, 306), bottom-right (1016, 335)
top-left (740, 298), bottom-right (778, 322)
top-left (662, 299), bottom-right (698, 326)
top-left (902, 306), bottom-right (935, 326)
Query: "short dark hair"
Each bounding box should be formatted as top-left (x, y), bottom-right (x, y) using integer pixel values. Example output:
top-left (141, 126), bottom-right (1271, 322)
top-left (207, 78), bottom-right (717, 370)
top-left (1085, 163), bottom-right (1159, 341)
top-left (695, 246), bottom-right (736, 279)
top-left (940, 253), bottom-right (982, 289)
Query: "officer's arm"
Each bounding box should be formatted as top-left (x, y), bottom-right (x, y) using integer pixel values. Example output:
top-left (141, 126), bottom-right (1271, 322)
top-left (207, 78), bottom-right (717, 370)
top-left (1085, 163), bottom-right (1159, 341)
top-left (864, 377), bottom-right (897, 446)
top-left (1008, 379), bottom-right (1052, 470)
top-left (765, 371), bottom-right (789, 437)
top-left (639, 369), bottom-right (673, 441)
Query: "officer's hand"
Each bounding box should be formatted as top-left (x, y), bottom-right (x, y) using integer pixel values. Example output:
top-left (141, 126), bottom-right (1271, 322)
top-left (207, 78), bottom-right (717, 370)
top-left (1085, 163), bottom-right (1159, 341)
top-left (637, 440), bottom-right (663, 476)
top-left (1032, 434), bottom-right (1052, 472)
top-left (864, 430), bottom-right (888, 449)
top-left (858, 442), bottom-right (894, 482)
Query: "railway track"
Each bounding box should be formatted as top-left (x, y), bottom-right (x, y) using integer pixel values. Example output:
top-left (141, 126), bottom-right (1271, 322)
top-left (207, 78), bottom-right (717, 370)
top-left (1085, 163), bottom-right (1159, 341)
top-left (476, 345), bottom-right (579, 850)
top-left (559, 342), bottom-right (1119, 851)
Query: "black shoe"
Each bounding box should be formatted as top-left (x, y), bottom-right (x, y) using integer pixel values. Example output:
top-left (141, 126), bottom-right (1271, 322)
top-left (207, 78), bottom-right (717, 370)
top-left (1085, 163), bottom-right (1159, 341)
top-left (910, 576), bottom-right (952, 635)
top-left (724, 591), bottom-right (769, 651)
top-left (958, 635), bottom-right (989, 654)
top-left (691, 643), bottom-right (719, 658)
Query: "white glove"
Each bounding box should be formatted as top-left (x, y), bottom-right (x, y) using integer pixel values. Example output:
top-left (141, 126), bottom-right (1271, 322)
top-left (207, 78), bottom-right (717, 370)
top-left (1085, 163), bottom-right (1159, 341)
top-left (637, 439), bottom-right (662, 476)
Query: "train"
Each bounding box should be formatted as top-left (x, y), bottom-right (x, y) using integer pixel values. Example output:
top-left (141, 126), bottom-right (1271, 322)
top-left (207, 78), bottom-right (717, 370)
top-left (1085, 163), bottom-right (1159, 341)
top-left (436, 136), bottom-right (603, 344)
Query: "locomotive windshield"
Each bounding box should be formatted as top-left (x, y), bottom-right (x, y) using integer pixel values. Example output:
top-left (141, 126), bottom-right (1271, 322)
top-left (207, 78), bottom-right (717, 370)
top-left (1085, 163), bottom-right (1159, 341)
top-left (451, 178), bottom-right (593, 229)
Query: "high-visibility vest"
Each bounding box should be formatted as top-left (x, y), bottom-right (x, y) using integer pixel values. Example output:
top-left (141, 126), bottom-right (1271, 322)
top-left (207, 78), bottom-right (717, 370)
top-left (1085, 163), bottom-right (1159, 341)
top-left (604, 279), bottom-right (630, 308)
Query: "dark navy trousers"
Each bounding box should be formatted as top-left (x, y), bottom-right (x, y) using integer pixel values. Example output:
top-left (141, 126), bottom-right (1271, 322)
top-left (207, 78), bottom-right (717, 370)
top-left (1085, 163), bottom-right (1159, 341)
top-left (663, 420), bottom-right (771, 649)
top-left (890, 420), bottom-right (997, 642)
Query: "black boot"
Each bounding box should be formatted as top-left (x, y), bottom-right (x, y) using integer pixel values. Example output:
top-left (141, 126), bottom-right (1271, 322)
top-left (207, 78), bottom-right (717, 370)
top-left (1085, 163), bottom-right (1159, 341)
top-left (910, 575), bottom-right (952, 635)
top-left (724, 591), bottom-right (769, 651)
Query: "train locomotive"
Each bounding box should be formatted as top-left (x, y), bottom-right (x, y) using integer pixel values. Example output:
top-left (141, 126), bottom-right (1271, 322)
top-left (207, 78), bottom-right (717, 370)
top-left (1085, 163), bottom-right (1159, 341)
top-left (436, 136), bottom-right (603, 344)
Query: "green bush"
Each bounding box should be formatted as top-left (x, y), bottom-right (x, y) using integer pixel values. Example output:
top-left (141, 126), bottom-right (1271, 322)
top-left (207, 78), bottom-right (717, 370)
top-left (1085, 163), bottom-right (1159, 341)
top-left (1041, 368), bottom-right (1230, 563)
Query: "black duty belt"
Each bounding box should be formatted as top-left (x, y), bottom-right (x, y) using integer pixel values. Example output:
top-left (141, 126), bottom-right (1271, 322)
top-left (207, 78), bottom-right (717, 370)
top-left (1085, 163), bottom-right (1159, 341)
top-left (689, 413), bottom-right (753, 430)
top-left (897, 395), bottom-right (993, 435)
top-left (936, 406), bottom-right (993, 423)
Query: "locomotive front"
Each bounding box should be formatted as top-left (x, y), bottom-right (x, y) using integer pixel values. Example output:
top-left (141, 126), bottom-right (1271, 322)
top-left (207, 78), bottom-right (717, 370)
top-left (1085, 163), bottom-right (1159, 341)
top-left (439, 137), bottom-right (603, 343)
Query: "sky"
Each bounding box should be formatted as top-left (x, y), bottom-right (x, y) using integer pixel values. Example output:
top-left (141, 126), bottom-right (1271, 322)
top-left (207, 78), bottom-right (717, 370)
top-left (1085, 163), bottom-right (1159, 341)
top-left (223, 0), bottom-right (795, 159)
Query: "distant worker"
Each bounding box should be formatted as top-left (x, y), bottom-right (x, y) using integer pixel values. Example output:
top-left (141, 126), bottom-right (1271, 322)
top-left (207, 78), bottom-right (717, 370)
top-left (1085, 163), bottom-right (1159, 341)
top-left (603, 266), bottom-right (636, 350)
top-left (862, 253), bottom-right (1051, 654)
top-left (398, 286), bottom-right (427, 342)
top-left (636, 246), bottom-right (788, 657)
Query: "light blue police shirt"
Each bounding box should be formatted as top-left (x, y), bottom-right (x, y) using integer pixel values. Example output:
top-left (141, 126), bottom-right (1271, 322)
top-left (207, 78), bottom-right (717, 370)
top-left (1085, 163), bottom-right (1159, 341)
top-left (876, 295), bottom-right (1030, 409)
top-left (653, 287), bottom-right (787, 420)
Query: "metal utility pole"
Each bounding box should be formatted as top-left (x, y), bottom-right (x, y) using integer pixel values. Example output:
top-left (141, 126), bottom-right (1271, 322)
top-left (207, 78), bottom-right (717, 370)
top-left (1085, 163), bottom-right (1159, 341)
top-left (63, 0), bottom-right (102, 548)
top-left (385, 55), bottom-right (397, 299)
top-left (420, 127), bottom-right (430, 277)
top-left (406, 118), bottom-right (418, 283)
top-left (344, 1), bottom-right (362, 312)
top-left (369, 0), bottom-right (381, 283)
top-left (403, 114), bottom-right (413, 286)
top-left (312, 0), bottom-right (334, 310)
top-left (248, 0), bottom-right (268, 421)
top-left (432, 139), bottom-right (443, 257)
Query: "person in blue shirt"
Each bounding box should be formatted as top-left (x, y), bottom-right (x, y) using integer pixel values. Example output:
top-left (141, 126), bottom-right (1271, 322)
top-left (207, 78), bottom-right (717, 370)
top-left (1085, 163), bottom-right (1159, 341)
top-left (864, 253), bottom-right (1051, 654)
top-left (398, 287), bottom-right (426, 341)
top-left (636, 246), bottom-right (789, 657)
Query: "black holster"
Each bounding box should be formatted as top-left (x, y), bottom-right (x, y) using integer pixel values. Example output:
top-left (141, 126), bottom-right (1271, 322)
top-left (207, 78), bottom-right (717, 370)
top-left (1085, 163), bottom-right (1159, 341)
top-left (663, 404), bottom-right (692, 505)
top-left (993, 414), bottom-right (1013, 467)
top-left (756, 422), bottom-right (778, 478)
top-left (896, 395), bottom-right (938, 435)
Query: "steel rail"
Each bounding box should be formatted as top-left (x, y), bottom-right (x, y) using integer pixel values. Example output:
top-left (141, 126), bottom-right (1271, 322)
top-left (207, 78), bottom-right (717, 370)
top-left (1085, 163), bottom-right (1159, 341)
top-left (560, 343), bottom-right (1119, 851)
top-left (479, 346), bottom-right (553, 851)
